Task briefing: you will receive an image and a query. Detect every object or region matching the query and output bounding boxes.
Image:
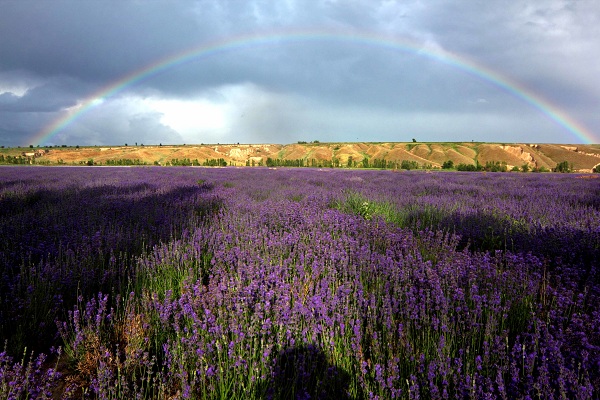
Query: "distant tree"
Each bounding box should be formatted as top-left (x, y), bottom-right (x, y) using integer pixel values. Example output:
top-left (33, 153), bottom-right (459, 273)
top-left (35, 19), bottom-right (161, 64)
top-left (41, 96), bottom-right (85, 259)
top-left (521, 164), bottom-right (530, 172)
top-left (412, 138), bottom-right (417, 143)
top-left (400, 160), bottom-right (419, 170)
top-left (593, 165), bottom-right (600, 173)
top-left (442, 160), bottom-right (454, 169)
top-left (456, 163), bottom-right (478, 171)
top-left (483, 161), bottom-right (507, 172)
top-left (29, 145), bottom-right (33, 148)
top-left (553, 161), bottom-right (572, 173)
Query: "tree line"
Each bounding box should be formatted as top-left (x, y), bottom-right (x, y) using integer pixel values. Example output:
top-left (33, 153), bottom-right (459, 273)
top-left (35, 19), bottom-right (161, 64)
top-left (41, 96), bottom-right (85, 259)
top-left (0, 153), bottom-right (589, 173)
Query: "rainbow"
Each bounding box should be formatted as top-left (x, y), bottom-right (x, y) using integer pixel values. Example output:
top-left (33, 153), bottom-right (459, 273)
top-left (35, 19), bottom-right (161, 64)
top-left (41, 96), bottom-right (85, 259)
top-left (28, 29), bottom-right (598, 145)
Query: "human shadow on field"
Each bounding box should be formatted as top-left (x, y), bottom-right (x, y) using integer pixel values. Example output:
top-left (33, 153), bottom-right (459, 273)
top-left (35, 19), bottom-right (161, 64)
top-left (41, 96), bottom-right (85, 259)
top-left (257, 344), bottom-right (358, 400)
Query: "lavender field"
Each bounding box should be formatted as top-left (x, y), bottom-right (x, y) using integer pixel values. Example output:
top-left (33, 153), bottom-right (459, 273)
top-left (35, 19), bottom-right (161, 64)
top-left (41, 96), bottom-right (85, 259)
top-left (1, 166), bottom-right (599, 399)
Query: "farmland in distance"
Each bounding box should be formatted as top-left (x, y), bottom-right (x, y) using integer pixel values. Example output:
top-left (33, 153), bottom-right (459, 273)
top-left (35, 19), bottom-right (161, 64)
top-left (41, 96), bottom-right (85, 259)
top-left (3, 142), bottom-right (600, 172)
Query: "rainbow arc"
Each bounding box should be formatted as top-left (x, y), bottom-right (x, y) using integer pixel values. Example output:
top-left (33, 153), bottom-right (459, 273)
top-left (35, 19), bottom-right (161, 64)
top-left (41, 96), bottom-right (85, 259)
top-left (28, 29), bottom-right (598, 145)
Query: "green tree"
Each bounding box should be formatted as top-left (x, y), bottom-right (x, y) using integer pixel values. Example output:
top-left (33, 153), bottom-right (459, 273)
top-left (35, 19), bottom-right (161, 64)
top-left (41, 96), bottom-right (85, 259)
top-left (553, 161), bottom-right (572, 173)
top-left (442, 160), bottom-right (454, 169)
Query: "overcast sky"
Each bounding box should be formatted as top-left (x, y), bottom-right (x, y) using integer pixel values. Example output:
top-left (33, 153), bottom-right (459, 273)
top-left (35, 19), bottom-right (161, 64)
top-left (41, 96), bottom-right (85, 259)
top-left (1, 0), bottom-right (599, 146)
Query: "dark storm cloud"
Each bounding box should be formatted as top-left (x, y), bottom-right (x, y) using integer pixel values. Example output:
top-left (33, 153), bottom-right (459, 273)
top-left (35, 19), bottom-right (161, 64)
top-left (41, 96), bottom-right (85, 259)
top-left (0, 0), bottom-right (598, 145)
top-left (0, 78), bottom-right (84, 112)
top-left (0, 2), bottom-right (205, 81)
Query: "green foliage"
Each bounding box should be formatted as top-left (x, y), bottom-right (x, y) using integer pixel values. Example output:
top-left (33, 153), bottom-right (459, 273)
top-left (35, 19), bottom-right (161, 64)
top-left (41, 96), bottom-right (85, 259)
top-left (400, 160), bottom-right (419, 170)
top-left (484, 161), bottom-right (508, 172)
top-left (167, 158), bottom-right (201, 166)
top-left (265, 158), bottom-right (306, 167)
top-left (105, 159), bottom-right (147, 166)
top-left (593, 164), bottom-right (600, 173)
top-left (202, 158), bottom-right (227, 167)
top-left (442, 160), bottom-right (454, 169)
top-left (0, 155), bottom-right (28, 165)
top-left (553, 160), bottom-right (572, 173)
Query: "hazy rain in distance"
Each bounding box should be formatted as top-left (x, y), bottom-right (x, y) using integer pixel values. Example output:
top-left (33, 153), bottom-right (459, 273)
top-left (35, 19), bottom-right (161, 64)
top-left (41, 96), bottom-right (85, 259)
top-left (0, 0), bottom-right (598, 146)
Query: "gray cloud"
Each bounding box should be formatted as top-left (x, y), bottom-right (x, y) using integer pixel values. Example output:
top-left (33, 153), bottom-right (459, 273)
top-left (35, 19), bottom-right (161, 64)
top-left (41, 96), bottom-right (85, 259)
top-left (0, 78), bottom-right (84, 112)
top-left (0, 0), bottom-right (598, 145)
top-left (48, 99), bottom-right (184, 147)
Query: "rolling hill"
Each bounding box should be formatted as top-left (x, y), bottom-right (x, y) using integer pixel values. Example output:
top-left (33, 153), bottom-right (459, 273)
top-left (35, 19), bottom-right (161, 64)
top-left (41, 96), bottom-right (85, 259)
top-left (4, 142), bottom-right (600, 172)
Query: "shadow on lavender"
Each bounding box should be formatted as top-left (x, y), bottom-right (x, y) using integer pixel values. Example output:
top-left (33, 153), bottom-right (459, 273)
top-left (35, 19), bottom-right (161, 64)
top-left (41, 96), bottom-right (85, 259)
top-left (435, 211), bottom-right (599, 278)
top-left (0, 178), bottom-right (221, 355)
top-left (260, 345), bottom-right (356, 400)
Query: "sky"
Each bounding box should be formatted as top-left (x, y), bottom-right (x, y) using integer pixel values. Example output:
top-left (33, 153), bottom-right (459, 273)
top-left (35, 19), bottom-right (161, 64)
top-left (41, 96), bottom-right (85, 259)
top-left (1, 0), bottom-right (599, 147)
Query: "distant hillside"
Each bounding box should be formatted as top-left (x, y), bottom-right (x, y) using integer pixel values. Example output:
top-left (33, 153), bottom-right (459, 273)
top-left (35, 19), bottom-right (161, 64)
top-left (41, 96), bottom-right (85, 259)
top-left (3, 142), bottom-right (600, 172)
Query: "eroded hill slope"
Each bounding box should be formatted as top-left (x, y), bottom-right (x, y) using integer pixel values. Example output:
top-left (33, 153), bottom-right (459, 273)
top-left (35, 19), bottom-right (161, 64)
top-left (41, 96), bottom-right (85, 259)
top-left (4, 142), bottom-right (600, 171)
